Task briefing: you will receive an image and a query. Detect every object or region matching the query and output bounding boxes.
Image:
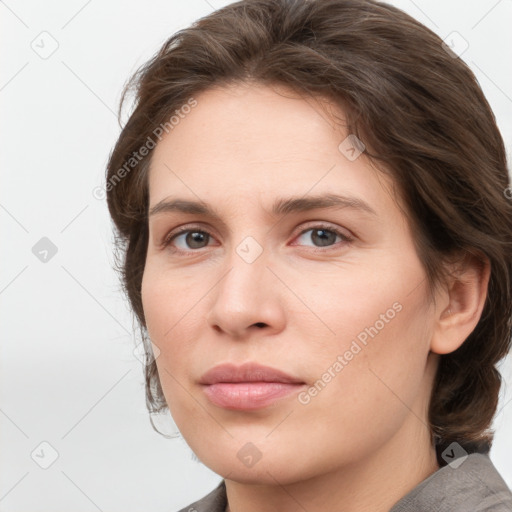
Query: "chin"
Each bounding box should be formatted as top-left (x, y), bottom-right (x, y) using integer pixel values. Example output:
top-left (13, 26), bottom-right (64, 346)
top-left (195, 441), bottom-right (325, 486)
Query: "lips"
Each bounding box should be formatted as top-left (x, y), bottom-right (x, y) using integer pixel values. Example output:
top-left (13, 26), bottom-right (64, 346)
top-left (199, 362), bottom-right (306, 410)
top-left (199, 362), bottom-right (304, 385)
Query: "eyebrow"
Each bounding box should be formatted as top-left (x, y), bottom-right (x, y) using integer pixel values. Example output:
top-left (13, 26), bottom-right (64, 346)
top-left (148, 193), bottom-right (377, 219)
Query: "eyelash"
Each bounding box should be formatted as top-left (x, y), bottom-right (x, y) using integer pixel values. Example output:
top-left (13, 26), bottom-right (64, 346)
top-left (161, 223), bottom-right (354, 255)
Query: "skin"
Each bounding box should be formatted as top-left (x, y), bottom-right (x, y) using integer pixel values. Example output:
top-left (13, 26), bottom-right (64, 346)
top-left (141, 82), bottom-right (490, 512)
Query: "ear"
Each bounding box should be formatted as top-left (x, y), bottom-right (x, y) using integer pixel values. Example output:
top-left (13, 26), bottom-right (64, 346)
top-left (430, 252), bottom-right (490, 355)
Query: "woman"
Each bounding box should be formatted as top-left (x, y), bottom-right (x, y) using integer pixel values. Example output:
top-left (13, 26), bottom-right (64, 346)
top-left (105, 0), bottom-right (512, 510)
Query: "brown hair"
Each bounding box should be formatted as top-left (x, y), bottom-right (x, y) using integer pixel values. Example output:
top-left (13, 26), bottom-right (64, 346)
top-left (105, 0), bottom-right (512, 460)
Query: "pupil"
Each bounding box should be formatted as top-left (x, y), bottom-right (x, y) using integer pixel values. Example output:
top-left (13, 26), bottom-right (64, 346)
top-left (313, 229), bottom-right (335, 247)
top-left (184, 229), bottom-right (335, 249)
top-left (187, 232), bottom-right (207, 248)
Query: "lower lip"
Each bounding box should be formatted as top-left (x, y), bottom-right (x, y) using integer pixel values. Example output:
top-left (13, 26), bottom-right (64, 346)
top-left (202, 382), bottom-right (305, 410)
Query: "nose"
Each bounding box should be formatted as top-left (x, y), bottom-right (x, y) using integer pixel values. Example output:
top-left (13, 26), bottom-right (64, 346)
top-left (205, 249), bottom-right (286, 340)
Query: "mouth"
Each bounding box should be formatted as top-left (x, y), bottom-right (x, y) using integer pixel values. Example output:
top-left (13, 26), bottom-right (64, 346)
top-left (199, 362), bottom-right (306, 410)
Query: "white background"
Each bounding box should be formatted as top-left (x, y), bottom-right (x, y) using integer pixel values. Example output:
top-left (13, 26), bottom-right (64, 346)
top-left (1, 1), bottom-right (511, 511)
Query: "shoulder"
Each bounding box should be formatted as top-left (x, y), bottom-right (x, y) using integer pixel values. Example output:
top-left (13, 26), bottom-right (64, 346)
top-left (176, 480), bottom-right (227, 512)
top-left (390, 453), bottom-right (512, 511)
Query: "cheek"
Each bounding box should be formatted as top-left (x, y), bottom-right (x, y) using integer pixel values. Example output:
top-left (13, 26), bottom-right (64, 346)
top-left (141, 271), bottom-right (167, 343)
top-left (302, 276), bottom-right (433, 438)
top-left (297, 251), bottom-right (433, 415)
top-left (141, 264), bottom-right (203, 342)
top-left (141, 265), bottom-right (209, 408)
top-left (287, 313), bottom-right (432, 474)
top-left (290, 252), bottom-right (429, 363)
top-left (141, 268), bottom-right (190, 397)
top-left (141, 290), bottom-right (189, 427)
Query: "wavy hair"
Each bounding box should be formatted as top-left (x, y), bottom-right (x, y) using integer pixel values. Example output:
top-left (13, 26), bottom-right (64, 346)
top-left (105, 0), bottom-right (512, 462)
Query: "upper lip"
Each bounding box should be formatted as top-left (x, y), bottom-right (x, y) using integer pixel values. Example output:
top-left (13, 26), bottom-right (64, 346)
top-left (199, 362), bottom-right (305, 385)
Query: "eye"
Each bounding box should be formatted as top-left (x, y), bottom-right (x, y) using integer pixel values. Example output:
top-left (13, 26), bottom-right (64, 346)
top-left (162, 223), bottom-right (353, 254)
top-left (163, 227), bottom-right (214, 252)
top-left (293, 225), bottom-right (353, 249)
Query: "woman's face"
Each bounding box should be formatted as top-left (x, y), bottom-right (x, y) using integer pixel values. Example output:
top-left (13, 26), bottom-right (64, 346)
top-left (141, 82), bottom-right (440, 483)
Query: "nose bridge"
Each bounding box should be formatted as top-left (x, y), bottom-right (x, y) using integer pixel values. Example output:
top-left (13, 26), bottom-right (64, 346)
top-left (216, 236), bottom-right (269, 311)
top-left (206, 233), bottom-right (285, 337)
top-left (217, 205), bottom-right (269, 293)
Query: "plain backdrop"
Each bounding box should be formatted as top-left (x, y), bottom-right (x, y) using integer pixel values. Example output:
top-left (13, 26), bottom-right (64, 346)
top-left (1, 1), bottom-right (511, 511)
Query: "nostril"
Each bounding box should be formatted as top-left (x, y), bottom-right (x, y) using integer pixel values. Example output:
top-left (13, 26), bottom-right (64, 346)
top-left (254, 322), bottom-right (267, 328)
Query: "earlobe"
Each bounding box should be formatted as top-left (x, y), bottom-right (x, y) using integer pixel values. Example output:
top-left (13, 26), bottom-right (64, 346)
top-left (430, 253), bottom-right (490, 355)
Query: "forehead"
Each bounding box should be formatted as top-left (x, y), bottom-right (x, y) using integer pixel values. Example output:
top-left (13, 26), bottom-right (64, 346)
top-left (147, 82), bottom-right (398, 217)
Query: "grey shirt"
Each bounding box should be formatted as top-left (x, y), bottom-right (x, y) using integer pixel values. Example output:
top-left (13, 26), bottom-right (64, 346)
top-left (177, 453), bottom-right (512, 511)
